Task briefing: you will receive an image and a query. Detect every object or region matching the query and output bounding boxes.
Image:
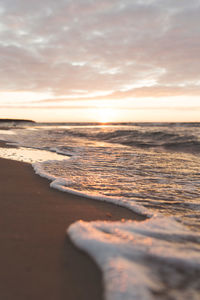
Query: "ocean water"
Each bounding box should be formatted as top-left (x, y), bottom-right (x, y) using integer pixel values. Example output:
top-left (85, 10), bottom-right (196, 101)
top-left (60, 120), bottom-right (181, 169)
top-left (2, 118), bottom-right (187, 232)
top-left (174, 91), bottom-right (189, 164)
top-left (0, 122), bottom-right (200, 300)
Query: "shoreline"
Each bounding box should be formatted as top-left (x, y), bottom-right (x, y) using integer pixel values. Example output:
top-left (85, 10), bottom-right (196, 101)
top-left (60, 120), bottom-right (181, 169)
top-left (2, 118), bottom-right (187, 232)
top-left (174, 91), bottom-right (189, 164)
top-left (0, 148), bottom-right (145, 299)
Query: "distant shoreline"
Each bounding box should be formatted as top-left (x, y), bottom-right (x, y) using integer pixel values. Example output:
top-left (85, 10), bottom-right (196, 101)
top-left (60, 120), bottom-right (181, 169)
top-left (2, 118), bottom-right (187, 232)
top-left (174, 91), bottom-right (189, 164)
top-left (0, 119), bottom-right (35, 123)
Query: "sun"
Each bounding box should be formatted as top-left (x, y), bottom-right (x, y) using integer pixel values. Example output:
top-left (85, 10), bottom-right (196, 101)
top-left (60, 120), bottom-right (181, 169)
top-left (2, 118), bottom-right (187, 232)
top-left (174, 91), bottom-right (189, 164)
top-left (96, 108), bottom-right (117, 123)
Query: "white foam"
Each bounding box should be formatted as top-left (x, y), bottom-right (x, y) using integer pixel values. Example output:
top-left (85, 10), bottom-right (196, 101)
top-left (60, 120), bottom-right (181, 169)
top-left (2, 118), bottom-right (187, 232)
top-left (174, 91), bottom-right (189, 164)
top-left (68, 216), bottom-right (200, 300)
top-left (50, 147), bottom-right (74, 157)
top-left (33, 161), bottom-right (57, 180)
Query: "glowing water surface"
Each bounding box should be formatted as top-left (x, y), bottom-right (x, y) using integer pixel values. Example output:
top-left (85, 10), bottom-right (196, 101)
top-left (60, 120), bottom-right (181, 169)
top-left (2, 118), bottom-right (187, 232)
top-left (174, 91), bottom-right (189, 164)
top-left (0, 146), bottom-right (67, 163)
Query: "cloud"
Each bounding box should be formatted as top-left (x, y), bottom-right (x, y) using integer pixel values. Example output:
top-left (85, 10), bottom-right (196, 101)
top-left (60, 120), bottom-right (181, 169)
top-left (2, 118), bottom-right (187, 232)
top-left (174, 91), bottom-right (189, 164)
top-left (0, 0), bottom-right (200, 100)
top-left (24, 85), bottom-right (200, 105)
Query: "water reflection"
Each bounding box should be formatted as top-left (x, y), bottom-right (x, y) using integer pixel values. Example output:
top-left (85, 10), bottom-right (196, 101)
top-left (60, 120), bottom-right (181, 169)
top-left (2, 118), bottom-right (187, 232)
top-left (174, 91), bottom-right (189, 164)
top-left (0, 147), bottom-right (67, 163)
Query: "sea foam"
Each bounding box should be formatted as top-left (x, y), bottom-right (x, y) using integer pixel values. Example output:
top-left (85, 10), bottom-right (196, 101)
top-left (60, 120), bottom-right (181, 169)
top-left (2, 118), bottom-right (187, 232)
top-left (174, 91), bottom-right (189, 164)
top-left (68, 216), bottom-right (200, 300)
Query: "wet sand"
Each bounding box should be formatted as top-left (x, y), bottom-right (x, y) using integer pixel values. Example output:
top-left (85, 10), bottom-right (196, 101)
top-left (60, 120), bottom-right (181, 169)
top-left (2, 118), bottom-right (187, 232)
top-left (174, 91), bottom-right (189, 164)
top-left (0, 143), bottom-right (145, 300)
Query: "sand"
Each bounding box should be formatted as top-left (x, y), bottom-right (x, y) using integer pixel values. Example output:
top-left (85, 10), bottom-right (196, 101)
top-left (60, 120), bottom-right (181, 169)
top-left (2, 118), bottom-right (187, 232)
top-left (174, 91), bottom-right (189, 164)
top-left (0, 142), bottom-right (145, 300)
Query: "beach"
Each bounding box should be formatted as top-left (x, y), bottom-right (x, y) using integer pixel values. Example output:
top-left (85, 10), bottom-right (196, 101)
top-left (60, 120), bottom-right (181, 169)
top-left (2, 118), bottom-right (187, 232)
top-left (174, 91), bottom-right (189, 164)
top-left (0, 142), bottom-right (145, 300)
top-left (0, 122), bottom-right (199, 300)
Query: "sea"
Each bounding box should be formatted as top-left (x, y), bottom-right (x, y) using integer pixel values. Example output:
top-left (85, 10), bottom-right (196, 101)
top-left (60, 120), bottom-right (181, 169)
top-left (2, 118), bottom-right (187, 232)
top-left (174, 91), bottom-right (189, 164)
top-left (0, 122), bottom-right (200, 300)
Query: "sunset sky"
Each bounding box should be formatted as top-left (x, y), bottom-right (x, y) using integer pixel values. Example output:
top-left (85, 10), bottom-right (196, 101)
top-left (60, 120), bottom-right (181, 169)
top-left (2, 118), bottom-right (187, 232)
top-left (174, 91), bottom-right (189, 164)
top-left (0, 0), bottom-right (200, 122)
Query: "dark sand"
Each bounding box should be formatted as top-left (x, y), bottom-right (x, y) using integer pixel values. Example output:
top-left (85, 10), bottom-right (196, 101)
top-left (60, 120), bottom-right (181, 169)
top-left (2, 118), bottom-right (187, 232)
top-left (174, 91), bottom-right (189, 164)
top-left (0, 143), bottom-right (146, 300)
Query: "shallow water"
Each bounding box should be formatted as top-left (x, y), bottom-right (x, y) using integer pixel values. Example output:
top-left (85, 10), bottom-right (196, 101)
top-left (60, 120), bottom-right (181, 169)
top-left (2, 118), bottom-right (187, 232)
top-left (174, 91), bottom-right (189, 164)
top-left (0, 146), bottom-right (67, 163)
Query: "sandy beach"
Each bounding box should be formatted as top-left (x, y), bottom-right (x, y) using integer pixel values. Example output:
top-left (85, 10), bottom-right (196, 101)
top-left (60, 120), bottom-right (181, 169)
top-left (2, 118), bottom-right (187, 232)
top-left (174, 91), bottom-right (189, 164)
top-left (0, 142), bottom-right (145, 300)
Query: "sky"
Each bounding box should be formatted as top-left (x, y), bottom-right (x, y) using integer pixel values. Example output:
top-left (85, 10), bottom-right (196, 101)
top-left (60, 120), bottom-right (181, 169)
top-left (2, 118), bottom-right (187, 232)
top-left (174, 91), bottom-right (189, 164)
top-left (0, 0), bottom-right (200, 122)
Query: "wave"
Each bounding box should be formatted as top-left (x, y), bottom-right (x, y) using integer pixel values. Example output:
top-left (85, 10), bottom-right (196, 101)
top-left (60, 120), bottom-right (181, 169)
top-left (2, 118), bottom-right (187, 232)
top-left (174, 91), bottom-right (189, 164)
top-left (32, 161), bottom-right (151, 217)
top-left (53, 125), bottom-right (200, 154)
